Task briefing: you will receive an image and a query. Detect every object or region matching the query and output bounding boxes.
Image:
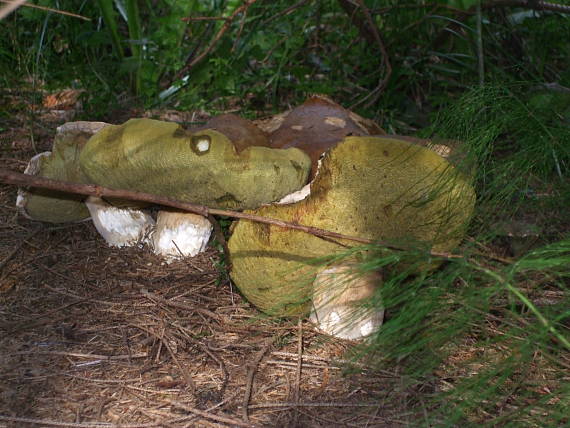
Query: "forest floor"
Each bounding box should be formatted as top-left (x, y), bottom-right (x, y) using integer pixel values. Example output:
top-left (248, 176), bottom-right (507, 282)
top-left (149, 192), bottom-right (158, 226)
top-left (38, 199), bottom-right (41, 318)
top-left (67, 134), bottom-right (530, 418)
top-left (0, 93), bottom-right (419, 427)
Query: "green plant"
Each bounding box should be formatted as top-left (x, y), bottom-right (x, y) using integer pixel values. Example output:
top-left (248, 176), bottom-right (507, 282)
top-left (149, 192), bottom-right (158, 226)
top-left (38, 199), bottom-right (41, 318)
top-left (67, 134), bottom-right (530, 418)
top-left (326, 84), bottom-right (570, 426)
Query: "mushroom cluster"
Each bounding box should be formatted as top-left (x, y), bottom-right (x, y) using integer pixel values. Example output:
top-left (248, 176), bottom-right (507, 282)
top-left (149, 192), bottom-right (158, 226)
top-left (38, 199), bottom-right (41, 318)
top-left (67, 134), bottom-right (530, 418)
top-left (17, 96), bottom-right (475, 339)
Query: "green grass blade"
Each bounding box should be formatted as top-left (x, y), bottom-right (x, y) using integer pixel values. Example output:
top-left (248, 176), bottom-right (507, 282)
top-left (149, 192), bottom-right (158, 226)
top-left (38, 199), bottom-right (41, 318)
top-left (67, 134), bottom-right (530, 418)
top-left (125, 0), bottom-right (142, 95)
top-left (96, 0), bottom-right (124, 59)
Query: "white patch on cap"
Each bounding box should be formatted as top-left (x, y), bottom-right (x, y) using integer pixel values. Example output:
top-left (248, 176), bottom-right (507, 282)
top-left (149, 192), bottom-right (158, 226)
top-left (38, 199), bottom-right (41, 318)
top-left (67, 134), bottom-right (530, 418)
top-left (276, 182), bottom-right (311, 204)
top-left (324, 116), bottom-right (346, 128)
top-left (275, 157), bottom-right (324, 205)
top-left (429, 143), bottom-right (451, 158)
top-left (291, 125), bottom-right (304, 131)
top-left (56, 121), bottom-right (110, 136)
top-left (196, 138), bottom-right (210, 152)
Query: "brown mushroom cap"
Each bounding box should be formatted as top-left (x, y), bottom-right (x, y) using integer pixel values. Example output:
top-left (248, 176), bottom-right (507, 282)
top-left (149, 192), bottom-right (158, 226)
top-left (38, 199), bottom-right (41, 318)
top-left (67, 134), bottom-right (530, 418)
top-left (190, 114), bottom-right (270, 153)
top-left (266, 96), bottom-right (386, 178)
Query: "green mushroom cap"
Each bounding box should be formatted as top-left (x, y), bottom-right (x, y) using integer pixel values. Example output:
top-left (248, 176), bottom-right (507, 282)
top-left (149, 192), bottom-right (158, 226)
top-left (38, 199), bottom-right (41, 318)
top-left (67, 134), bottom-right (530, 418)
top-left (80, 119), bottom-right (311, 210)
top-left (19, 126), bottom-right (94, 223)
top-left (228, 136), bottom-right (476, 317)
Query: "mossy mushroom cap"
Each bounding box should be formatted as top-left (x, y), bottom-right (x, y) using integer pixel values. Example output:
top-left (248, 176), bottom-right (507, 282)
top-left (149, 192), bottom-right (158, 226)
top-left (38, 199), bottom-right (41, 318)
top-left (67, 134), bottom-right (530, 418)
top-left (228, 136), bottom-right (476, 317)
top-left (80, 118), bottom-right (312, 210)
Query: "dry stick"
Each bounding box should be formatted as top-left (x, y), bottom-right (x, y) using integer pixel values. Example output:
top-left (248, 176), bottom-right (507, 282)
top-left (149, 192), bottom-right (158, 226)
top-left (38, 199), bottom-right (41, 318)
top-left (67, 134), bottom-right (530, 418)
top-left (7, 350), bottom-right (146, 360)
top-left (293, 319), bottom-right (303, 424)
top-left (249, 401), bottom-right (379, 409)
top-left (182, 16), bottom-right (228, 21)
top-left (0, 0), bottom-right (26, 20)
top-left (170, 322), bottom-right (230, 399)
top-left (356, 0), bottom-right (392, 109)
top-left (242, 336), bottom-right (279, 422)
top-left (131, 324), bottom-right (196, 392)
top-left (142, 290), bottom-right (221, 322)
top-left (0, 414), bottom-right (166, 428)
top-left (338, 0), bottom-right (392, 109)
top-left (169, 401), bottom-right (255, 428)
top-left (231, 1), bottom-right (250, 53)
top-left (0, 168), bottom-right (461, 259)
top-left (433, 1), bottom-right (570, 48)
top-left (0, 0), bottom-right (91, 20)
top-left (261, 0), bottom-right (312, 25)
top-left (173, 0), bottom-right (259, 84)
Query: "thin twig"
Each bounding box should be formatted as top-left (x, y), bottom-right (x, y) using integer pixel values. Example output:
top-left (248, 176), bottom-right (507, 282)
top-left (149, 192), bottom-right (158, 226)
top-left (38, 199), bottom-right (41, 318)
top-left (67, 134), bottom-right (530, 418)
top-left (293, 319), bottom-right (303, 423)
top-left (0, 0), bottom-right (91, 21)
top-left (169, 401), bottom-right (255, 427)
top-left (0, 414), bottom-right (164, 428)
top-left (0, 0), bottom-right (26, 20)
top-left (434, 1), bottom-right (570, 47)
top-left (265, 360), bottom-right (340, 370)
top-left (131, 324), bottom-right (196, 392)
top-left (0, 168), bottom-right (462, 259)
top-left (338, 0), bottom-right (392, 108)
top-left (355, 0), bottom-right (392, 108)
top-left (248, 401), bottom-right (379, 409)
top-left (182, 16), bottom-right (228, 22)
top-left (172, 0), bottom-right (259, 84)
top-left (170, 322), bottom-right (230, 400)
top-left (142, 290), bottom-right (221, 322)
top-left (475, 0), bottom-right (484, 86)
top-left (6, 350), bottom-right (147, 360)
top-left (261, 0), bottom-right (312, 25)
top-left (242, 336), bottom-right (279, 422)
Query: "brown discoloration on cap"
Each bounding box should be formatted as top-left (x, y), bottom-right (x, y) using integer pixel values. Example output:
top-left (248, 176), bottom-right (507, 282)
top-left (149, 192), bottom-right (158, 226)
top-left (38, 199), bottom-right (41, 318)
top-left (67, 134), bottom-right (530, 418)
top-left (191, 114), bottom-right (270, 153)
top-left (268, 96), bottom-right (385, 178)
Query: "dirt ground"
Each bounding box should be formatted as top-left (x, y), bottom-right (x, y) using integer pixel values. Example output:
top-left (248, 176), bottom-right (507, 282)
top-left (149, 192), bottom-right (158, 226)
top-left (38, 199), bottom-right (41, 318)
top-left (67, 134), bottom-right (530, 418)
top-left (0, 100), bottom-right (417, 427)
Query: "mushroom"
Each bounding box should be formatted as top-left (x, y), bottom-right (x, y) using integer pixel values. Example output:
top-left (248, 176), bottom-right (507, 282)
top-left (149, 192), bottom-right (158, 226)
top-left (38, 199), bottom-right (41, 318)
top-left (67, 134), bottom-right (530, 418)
top-left (16, 116), bottom-right (311, 259)
top-left (228, 135), bottom-right (476, 340)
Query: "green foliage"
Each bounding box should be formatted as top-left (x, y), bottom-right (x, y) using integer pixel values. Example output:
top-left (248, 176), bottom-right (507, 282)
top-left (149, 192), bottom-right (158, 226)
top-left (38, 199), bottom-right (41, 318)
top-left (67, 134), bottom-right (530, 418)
top-left (2, 1), bottom-right (569, 122)
top-left (424, 84), bottom-right (570, 240)
top-left (337, 85), bottom-right (570, 426)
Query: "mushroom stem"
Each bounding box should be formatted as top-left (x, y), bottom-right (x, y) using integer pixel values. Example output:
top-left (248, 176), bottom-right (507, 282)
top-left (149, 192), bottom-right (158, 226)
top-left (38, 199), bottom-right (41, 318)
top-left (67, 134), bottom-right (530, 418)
top-left (309, 264), bottom-right (384, 340)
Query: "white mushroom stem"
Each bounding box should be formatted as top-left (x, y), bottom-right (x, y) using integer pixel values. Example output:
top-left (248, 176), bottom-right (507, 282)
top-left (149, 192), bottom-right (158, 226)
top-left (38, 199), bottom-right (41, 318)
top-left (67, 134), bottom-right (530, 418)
top-left (309, 264), bottom-right (384, 341)
top-left (151, 211), bottom-right (212, 262)
top-left (85, 196), bottom-right (155, 248)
